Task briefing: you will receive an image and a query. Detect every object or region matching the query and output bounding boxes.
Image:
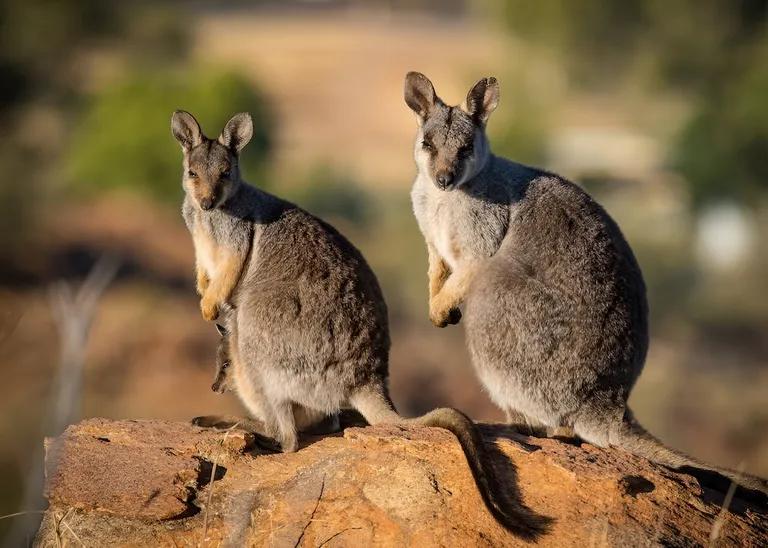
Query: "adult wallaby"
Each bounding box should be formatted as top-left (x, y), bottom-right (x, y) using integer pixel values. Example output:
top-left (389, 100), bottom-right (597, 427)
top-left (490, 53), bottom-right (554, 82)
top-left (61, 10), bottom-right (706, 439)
top-left (404, 72), bottom-right (768, 499)
top-left (170, 110), bottom-right (547, 536)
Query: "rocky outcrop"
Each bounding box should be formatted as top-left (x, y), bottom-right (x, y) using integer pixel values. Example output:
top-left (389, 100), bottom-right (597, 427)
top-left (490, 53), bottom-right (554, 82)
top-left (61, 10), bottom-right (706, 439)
top-left (36, 418), bottom-right (767, 546)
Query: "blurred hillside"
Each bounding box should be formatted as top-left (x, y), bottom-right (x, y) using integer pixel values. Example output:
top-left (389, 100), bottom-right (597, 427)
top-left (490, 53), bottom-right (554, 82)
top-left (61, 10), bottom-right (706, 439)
top-left (1, 1), bottom-right (767, 542)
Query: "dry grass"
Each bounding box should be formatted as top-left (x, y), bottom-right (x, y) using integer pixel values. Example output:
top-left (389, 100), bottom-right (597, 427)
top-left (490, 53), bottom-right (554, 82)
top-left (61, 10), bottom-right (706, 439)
top-left (707, 463), bottom-right (743, 547)
top-left (201, 422), bottom-right (240, 545)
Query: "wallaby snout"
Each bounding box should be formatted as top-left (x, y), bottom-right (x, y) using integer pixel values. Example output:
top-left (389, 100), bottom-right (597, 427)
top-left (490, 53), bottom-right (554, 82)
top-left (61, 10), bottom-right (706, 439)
top-left (211, 354), bottom-right (231, 393)
top-left (435, 171), bottom-right (455, 190)
top-left (211, 374), bottom-right (227, 393)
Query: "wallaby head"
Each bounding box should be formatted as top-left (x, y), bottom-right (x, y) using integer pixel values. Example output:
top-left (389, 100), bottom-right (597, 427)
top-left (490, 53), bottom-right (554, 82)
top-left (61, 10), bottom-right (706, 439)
top-left (404, 72), bottom-right (499, 190)
top-left (211, 356), bottom-right (231, 393)
top-left (170, 110), bottom-right (254, 210)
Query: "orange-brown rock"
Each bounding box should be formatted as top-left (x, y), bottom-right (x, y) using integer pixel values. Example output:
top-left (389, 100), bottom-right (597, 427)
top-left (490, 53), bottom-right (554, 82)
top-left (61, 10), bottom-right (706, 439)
top-left (36, 418), bottom-right (767, 546)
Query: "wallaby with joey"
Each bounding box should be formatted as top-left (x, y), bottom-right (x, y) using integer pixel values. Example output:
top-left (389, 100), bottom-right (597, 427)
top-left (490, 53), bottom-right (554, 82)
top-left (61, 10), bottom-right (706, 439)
top-left (404, 71), bottom-right (767, 500)
top-left (170, 110), bottom-right (549, 536)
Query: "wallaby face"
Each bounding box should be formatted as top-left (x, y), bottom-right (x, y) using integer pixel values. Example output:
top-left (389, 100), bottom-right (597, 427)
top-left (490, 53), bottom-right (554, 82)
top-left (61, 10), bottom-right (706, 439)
top-left (404, 72), bottom-right (498, 190)
top-left (171, 110), bottom-right (253, 210)
top-left (211, 322), bottom-right (232, 394)
top-left (211, 355), bottom-right (231, 393)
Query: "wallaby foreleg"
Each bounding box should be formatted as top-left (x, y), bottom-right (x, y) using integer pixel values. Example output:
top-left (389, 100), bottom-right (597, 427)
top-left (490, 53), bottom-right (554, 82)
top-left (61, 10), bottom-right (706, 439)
top-left (429, 264), bottom-right (479, 327)
top-left (427, 243), bottom-right (450, 298)
top-left (195, 264), bottom-right (210, 296)
top-left (200, 248), bottom-right (246, 321)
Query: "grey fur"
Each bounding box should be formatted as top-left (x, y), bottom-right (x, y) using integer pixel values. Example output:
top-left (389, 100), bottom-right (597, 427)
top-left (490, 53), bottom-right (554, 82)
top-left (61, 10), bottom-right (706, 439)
top-left (171, 110), bottom-right (547, 536)
top-left (405, 72), bottom-right (768, 499)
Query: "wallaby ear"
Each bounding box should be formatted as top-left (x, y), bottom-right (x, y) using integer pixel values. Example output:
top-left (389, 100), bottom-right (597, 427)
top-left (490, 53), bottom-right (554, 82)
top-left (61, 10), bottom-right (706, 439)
top-left (404, 72), bottom-right (438, 122)
top-left (218, 112), bottom-right (253, 153)
top-left (171, 110), bottom-right (203, 152)
top-left (464, 77), bottom-right (499, 125)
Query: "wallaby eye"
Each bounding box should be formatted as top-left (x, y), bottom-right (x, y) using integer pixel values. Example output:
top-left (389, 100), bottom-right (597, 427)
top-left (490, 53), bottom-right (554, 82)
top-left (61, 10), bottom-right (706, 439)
top-left (187, 169), bottom-right (197, 178)
top-left (422, 140), bottom-right (434, 151)
top-left (221, 169), bottom-right (231, 179)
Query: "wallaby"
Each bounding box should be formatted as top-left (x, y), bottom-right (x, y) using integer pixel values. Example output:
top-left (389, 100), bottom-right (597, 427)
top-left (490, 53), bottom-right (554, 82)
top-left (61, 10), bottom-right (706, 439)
top-left (211, 322), bottom-right (231, 394)
top-left (404, 71), bottom-right (768, 499)
top-left (170, 110), bottom-right (548, 536)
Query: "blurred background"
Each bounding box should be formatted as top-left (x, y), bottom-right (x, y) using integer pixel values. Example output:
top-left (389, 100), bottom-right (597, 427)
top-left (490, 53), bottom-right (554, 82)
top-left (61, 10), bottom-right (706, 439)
top-left (1, 0), bottom-right (767, 541)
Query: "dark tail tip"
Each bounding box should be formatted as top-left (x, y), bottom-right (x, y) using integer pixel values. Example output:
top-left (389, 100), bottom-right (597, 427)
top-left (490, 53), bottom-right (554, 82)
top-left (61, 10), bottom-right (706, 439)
top-left (421, 407), bottom-right (553, 538)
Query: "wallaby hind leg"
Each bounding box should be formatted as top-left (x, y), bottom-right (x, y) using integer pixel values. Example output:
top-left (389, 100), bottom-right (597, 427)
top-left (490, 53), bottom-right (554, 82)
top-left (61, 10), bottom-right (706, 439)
top-left (261, 398), bottom-right (298, 453)
top-left (572, 410), bottom-right (617, 448)
top-left (293, 405), bottom-right (340, 435)
top-left (505, 409), bottom-right (547, 437)
top-left (547, 425), bottom-right (576, 439)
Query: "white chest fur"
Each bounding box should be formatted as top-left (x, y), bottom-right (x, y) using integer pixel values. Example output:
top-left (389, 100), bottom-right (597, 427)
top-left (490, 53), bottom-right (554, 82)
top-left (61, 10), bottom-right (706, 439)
top-left (192, 222), bottom-right (220, 278)
top-left (432, 214), bottom-right (461, 271)
top-left (412, 176), bottom-right (463, 271)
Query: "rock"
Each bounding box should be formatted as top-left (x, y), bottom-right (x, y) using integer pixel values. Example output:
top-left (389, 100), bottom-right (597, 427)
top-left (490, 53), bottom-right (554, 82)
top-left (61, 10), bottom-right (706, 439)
top-left (36, 418), bottom-right (767, 547)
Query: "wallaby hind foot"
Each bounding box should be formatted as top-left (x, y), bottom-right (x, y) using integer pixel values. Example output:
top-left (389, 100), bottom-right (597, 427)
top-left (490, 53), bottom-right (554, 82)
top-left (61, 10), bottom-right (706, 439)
top-left (191, 414), bottom-right (265, 433)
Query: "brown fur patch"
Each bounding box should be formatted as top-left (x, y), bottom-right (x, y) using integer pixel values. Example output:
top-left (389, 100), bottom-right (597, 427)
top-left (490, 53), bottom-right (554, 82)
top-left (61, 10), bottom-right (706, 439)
top-left (427, 246), bottom-right (450, 298)
top-left (200, 247), bottom-right (247, 321)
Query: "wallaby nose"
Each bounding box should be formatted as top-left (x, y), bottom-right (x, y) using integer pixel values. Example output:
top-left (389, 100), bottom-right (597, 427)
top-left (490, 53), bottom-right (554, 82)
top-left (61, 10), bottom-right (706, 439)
top-left (436, 173), bottom-right (454, 189)
top-left (200, 197), bottom-right (213, 210)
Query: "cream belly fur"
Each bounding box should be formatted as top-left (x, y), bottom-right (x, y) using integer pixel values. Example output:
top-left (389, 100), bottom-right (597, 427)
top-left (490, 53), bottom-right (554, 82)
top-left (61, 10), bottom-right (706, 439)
top-left (192, 223), bottom-right (221, 279)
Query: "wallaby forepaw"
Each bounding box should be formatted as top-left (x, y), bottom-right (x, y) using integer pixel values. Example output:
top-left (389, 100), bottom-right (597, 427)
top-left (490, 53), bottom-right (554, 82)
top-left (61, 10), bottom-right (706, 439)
top-left (430, 311), bottom-right (449, 328)
top-left (430, 306), bottom-right (461, 327)
top-left (200, 298), bottom-right (220, 321)
top-left (196, 273), bottom-right (210, 296)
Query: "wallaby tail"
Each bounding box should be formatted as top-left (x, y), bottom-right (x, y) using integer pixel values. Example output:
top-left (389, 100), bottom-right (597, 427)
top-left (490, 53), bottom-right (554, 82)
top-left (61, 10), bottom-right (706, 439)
top-left (350, 388), bottom-right (551, 538)
top-left (413, 408), bottom-right (551, 538)
top-left (613, 408), bottom-right (768, 503)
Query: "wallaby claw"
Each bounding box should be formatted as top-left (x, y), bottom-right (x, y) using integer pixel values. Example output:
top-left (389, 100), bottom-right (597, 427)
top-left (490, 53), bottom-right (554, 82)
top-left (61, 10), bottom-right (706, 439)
top-left (447, 307), bottom-right (462, 325)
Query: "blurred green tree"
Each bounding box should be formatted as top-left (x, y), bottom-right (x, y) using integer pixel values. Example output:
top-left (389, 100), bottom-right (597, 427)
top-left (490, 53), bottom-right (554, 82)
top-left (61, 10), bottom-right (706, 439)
top-left (497, 0), bottom-right (768, 207)
top-left (66, 70), bottom-right (273, 202)
top-left (0, 0), bottom-right (188, 113)
top-left (674, 38), bottom-right (768, 207)
top-left (0, 0), bottom-right (194, 278)
top-left (487, 80), bottom-right (550, 166)
top-left (287, 164), bottom-right (372, 227)
top-left (497, 0), bottom-right (767, 90)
